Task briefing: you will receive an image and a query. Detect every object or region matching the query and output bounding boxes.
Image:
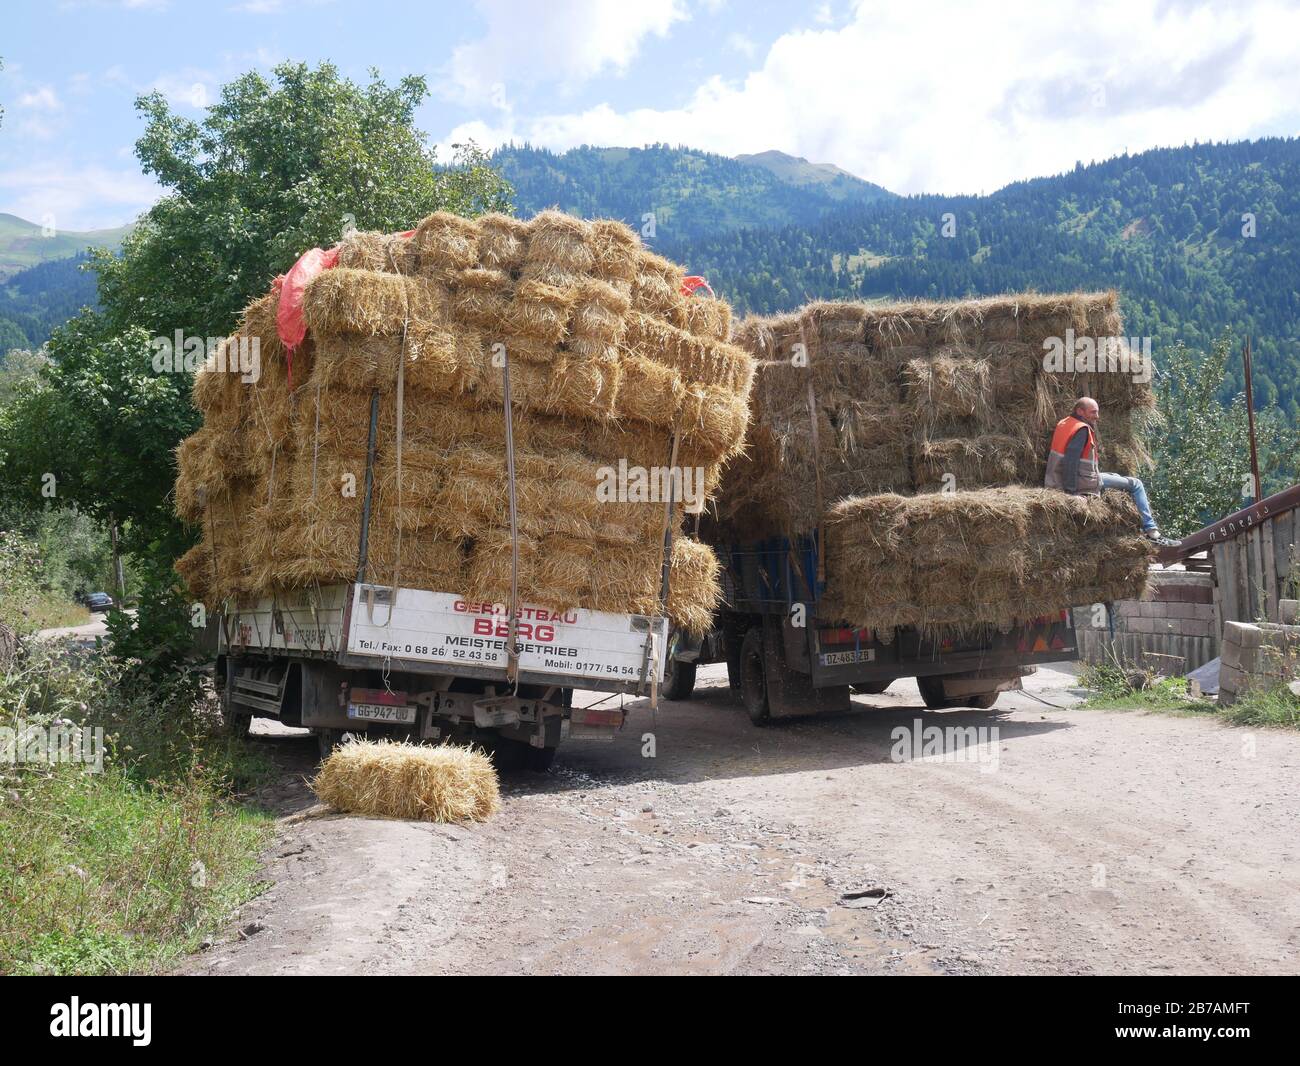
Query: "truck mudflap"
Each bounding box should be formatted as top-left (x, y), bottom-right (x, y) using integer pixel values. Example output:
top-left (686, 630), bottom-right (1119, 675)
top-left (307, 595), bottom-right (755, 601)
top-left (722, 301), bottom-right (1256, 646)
top-left (341, 583), bottom-right (668, 692)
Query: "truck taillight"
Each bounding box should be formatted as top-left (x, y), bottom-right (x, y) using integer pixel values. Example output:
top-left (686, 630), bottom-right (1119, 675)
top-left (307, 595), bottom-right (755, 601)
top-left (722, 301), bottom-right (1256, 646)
top-left (570, 707), bottom-right (624, 728)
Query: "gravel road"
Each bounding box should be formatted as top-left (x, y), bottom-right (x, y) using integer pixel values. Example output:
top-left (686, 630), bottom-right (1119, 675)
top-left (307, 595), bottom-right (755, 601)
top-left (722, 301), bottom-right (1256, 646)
top-left (182, 662), bottom-right (1300, 976)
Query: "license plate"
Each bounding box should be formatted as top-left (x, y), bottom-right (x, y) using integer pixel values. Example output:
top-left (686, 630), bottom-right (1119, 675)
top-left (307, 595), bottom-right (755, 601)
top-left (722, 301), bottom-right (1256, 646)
top-left (821, 649), bottom-right (876, 666)
top-left (348, 702), bottom-right (417, 723)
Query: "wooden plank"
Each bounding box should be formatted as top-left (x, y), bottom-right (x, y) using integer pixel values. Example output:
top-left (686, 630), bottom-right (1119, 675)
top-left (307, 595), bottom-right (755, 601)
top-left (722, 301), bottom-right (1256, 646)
top-left (1236, 530), bottom-right (1251, 623)
top-left (1253, 525), bottom-right (1269, 619)
top-left (1223, 539), bottom-right (1242, 625)
top-left (1281, 509), bottom-right (1300, 600)
top-left (1262, 513), bottom-right (1279, 621)
top-left (1242, 530), bottom-right (1253, 624)
top-left (1212, 542), bottom-right (1231, 631)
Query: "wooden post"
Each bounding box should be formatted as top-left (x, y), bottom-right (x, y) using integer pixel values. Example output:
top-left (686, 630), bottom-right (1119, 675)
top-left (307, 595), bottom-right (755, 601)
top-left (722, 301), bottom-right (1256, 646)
top-left (109, 514), bottom-right (126, 598)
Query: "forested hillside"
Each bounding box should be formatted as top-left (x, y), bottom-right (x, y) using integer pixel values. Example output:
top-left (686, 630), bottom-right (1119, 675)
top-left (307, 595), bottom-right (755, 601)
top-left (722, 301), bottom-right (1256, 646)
top-left (494, 143), bottom-right (894, 241)
top-left (0, 254), bottom-right (99, 350)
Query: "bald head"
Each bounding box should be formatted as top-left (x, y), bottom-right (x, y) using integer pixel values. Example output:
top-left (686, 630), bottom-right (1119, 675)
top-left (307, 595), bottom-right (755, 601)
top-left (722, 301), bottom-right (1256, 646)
top-left (1074, 397), bottom-right (1099, 425)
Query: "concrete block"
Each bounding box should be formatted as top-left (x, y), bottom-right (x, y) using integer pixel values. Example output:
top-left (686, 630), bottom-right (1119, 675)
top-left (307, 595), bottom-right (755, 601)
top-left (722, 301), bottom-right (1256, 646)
top-left (1223, 621), bottom-right (1262, 649)
top-left (1178, 618), bottom-right (1217, 639)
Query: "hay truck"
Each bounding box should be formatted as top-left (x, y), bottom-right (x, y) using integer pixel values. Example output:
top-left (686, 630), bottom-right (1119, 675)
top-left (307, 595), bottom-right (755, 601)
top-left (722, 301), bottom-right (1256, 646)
top-left (661, 532), bottom-right (1078, 720)
top-left (215, 388), bottom-right (670, 771)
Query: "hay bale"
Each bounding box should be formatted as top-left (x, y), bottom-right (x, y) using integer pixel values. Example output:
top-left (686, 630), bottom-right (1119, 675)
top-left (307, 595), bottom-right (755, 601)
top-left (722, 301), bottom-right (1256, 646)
top-left (411, 213), bottom-right (480, 280)
top-left (313, 740), bottom-right (500, 821)
top-left (821, 487), bottom-right (1153, 632)
top-left (476, 213), bottom-right (530, 272)
top-left (304, 269), bottom-right (447, 337)
top-left (589, 219), bottom-right (641, 284)
top-left (336, 229), bottom-right (417, 273)
top-left (679, 296), bottom-right (732, 341)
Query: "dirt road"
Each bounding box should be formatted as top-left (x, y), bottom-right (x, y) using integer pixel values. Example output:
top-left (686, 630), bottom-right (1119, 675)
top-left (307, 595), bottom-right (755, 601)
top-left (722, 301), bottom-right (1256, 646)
top-left (183, 663), bottom-right (1300, 976)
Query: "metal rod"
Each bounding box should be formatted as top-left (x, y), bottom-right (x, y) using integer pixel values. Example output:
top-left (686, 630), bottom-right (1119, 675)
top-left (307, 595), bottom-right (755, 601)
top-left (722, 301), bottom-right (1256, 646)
top-left (356, 387), bottom-right (379, 585)
top-left (1243, 334), bottom-right (1262, 506)
top-left (502, 346), bottom-right (521, 687)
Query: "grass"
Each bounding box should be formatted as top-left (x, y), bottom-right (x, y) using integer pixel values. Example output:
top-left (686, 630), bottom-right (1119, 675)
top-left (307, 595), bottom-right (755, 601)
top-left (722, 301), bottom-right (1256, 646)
top-left (1078, 656), bottom-right (1300, 728)
top-left (2, 591), bottom-right (90, 635)
top-left (1220, 686), bottom-right (1300, 729)
top-left (0, 764), bottom-right (272, 975)
top-left (1, 628), bottom-right (276, 975)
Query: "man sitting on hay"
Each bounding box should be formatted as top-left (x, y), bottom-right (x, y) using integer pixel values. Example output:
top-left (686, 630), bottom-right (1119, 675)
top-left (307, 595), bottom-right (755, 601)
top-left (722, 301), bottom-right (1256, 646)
top-left (1044, 396), bottom-right (1179, 547)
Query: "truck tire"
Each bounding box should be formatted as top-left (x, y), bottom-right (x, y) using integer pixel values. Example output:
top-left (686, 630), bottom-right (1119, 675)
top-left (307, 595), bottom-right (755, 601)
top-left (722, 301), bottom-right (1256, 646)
top-left (316, 728), bottom-right (342, 761)
top-left (852, 680), bottom-right (892, 695)
top-left (486, 737), bottom-right (528, 772)
top-left (917, 675), bottom-right (1000, 710)
top-left (661, 656), bottom-right (697, 701)
top-left (739, 627), bottom-right (770, 725)
top-left (525, 745), bottom-right (557, 772)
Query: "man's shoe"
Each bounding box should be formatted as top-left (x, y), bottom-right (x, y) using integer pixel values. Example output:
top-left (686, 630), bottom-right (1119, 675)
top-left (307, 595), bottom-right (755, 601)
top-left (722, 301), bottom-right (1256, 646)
top-left (1145, 529), bottom-right (1181, 548)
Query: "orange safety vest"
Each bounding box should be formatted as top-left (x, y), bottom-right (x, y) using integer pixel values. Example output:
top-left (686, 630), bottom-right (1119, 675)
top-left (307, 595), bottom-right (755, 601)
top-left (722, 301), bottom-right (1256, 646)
top-left (1044, 414), bottom-right (1100, 494)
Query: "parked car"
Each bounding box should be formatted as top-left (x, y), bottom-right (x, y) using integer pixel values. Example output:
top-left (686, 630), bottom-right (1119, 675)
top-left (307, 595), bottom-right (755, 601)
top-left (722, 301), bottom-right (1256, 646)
top-left (83, 592), bottom-right (114, 612)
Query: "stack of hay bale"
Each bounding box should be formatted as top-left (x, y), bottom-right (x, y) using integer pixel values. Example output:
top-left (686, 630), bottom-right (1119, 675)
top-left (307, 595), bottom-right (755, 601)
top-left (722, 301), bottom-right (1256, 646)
top-left (174, 211), bottom-right (754, 634)
top-left (715, 292), bottom-right (1154, 632)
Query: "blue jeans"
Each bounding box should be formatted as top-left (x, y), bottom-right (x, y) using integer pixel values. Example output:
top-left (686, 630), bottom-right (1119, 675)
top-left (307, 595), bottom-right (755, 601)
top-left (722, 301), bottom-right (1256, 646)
top-left (1100, 472), bottom-right (1157, 532)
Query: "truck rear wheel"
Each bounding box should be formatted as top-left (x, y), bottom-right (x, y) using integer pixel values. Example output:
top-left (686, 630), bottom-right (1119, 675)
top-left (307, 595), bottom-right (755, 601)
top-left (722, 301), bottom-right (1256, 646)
top-left (852, 680), bottom-right (892, 695)
top-left (661, 655), bottom-right (697, 701)
top-left (739, 627), bottom-right (770, 725)
top-left (525, 745), bottom-right (557, 772)
top-left (917, 675), bottom-right (1000, 710)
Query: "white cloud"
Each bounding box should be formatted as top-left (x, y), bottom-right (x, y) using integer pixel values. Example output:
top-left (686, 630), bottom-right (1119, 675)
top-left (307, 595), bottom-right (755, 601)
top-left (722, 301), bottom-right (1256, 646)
top-left (726, 33), bottom-right (756, 58)
top-left (17, 87), bottom-right (61, 111)
top-left (444, 0), bottom-right (689, 108)
top-left (0, 162), bottom-right (158, 231)
top-left (440, 0), bottom-right (1300, 194)
top-left (150, 72), bottom-right (217, 109)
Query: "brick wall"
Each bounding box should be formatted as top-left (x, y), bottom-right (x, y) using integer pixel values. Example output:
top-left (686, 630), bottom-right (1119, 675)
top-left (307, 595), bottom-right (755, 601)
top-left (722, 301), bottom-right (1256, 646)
top-left (1074, 569), bottom-right (1217, 671)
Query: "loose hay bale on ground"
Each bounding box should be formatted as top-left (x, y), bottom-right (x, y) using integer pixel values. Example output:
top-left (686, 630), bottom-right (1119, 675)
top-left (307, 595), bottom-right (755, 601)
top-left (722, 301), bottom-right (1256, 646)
top-left (313, 740), bottom-right (500, 822)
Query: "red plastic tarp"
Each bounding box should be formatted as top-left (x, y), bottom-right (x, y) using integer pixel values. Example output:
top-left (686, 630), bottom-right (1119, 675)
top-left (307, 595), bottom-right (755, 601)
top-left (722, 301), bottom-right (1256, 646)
top-left (273, 229), bottom-right (416, 386)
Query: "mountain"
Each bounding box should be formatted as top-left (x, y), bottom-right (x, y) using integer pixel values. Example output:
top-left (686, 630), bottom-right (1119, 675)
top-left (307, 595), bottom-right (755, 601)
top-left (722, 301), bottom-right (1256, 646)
top-left (656, 138), bottom-right (1300, 418)
top-left (493, 143), bottom-right (894, 243)
top-left (735, 150), bottom-right (885, 201)
top-left (0, 254), bottom-right (100, 350)
top-left (0, 213), bottom-right (131, 277)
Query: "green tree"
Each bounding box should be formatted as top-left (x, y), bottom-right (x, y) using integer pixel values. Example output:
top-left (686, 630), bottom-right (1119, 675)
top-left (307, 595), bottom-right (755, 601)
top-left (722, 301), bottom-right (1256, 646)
top-left (1146, 339), bottom-right (1298, 536)
top-left (0, 314), bottom-right (192, 558)
top-left (95, 61), bottom-right (512, 339)
top-left (1, 61), bottom-right (513, 559)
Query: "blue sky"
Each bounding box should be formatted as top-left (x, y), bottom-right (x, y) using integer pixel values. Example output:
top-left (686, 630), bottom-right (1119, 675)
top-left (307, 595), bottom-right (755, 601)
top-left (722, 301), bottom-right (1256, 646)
top-left (3, 0), bottom-right (1299, 230)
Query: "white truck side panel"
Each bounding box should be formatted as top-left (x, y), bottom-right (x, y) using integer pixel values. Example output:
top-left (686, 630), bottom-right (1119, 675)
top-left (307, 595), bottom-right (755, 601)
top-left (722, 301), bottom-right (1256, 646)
top-left (220, 583), bottom-right (667, 684)
top-left (347, 584), bottom-right (667, 683)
